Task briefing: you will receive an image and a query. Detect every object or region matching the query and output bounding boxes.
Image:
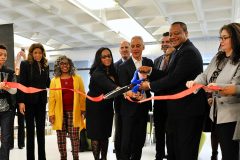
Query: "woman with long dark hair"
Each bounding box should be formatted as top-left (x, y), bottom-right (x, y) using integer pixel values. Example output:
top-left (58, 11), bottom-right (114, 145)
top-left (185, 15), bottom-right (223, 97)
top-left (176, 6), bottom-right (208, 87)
top-left (18, 43), bottom-right (50, 160)
top-left (186, 23), bottom-right (240, 160)
top-left (86, 47), bottom-right (118, 160)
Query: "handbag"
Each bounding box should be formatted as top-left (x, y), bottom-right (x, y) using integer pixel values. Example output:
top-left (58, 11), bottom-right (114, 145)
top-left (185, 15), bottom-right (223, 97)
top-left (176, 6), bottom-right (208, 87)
top-left (79, 119), bottom-right (92, 152)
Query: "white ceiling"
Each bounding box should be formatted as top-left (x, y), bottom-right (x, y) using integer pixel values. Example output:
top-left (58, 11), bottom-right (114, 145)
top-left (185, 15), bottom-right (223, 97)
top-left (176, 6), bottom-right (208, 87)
top-left (0, 0), bottom-right (239, 50)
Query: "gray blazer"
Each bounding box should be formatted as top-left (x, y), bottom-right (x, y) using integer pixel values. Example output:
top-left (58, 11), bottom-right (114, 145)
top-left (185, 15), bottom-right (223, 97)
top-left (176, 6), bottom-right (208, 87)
top-left (232, 85), bottom-right (240, 140)
top-left (194, 55), bottom-right (240, 125)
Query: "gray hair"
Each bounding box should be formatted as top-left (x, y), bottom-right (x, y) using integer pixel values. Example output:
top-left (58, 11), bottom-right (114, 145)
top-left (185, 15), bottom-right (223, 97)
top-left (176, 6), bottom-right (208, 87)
top-left (53, 55), bottom-right (76, 77)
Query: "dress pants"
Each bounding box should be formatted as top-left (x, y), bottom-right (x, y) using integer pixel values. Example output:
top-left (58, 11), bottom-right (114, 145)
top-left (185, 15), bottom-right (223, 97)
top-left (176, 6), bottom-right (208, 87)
top-left (10, 106), bottom-right (25, 148)
top-left (166, 116), bottom-right (204, 160)
top-left (120, 108), bottom-right (148, 160)
top-left (114, 112), bottom-right (122, 160)
top-left (153, 105), bottom-right (168, 160)
top-left (216, 122), bottom-right (239, 160)
top-left (25, 103), bottom-right (46, 160)
top-left (0, 110), bottom-right (12, 160)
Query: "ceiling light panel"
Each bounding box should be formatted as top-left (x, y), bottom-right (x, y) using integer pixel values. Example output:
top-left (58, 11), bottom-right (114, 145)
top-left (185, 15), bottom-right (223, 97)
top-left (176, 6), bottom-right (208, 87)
top-left (73, 0), bottom-right (117, 10)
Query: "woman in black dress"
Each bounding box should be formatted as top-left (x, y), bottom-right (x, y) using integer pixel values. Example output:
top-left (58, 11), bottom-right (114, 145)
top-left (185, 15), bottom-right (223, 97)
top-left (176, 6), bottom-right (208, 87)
top-left (86, 47), bottom-right (118, 160)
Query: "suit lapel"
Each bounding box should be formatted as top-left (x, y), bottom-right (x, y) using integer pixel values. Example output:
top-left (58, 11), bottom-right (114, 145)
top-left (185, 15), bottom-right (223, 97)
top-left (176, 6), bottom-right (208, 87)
top-left (167, 50), bottom-right (177, 71)
top-left (129, 58), bottom-right (136, 74)
top-left (157, 56), bottom-right (163, 69)
top-left (142, 57), bottom-right (149, 66)
top-left (167, 41), bottom-right (188, 71)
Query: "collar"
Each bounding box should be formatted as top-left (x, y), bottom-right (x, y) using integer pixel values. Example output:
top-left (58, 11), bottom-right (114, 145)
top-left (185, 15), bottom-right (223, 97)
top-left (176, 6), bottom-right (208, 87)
top-left (132, 56), bottom-right (142, 63)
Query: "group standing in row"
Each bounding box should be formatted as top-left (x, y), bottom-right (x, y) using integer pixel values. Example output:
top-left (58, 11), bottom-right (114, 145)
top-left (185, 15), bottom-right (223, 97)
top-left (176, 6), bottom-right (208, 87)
top-left (1, 21), bottom-right (240, 160)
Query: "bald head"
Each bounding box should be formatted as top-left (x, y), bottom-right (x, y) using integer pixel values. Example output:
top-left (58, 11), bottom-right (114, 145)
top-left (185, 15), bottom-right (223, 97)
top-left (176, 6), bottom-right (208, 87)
top-left (119, 40), bottom-right (130, 61)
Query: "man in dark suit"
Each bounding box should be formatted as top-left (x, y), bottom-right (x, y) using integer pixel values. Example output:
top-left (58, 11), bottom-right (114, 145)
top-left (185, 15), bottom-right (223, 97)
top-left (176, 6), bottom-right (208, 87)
top-left (114, 40), bottom-right (131, 72)
top-left (140, 22), bottom-right (207, 160)
top-left (118, 36), bottom-right (153, 160)
top-left (113, 40), bottom-right (130, 160)
top-left (153, 32), bottom-right (175, 160)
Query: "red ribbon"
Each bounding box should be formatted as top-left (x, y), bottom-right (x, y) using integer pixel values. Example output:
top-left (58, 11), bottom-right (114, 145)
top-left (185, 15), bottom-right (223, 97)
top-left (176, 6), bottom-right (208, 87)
top-left (6, 82), bottom-right (104, 102)
top-left (6, 82), bottom-right (222, 103)
top-left (128, 84), bottom-right (222, 103)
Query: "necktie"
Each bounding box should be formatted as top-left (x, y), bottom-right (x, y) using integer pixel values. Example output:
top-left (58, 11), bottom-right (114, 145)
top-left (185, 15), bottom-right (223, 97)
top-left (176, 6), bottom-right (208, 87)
top-left (161, 57), bottom-right (168, 71)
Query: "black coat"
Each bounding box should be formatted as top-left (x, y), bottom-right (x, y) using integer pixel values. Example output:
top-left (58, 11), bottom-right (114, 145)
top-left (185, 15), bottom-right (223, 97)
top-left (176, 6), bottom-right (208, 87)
top-left (86, 66), bottom-right (118, 139)
top-left (118, 57), bottom-right (153, 116)
top-left (114, 59), bottom-right (123, 74)
top-left (150, 39), bottom-right (207, 118)
top-left (114, 59), bottom-right (124, 113)
top-left (17, 60), bottom-right (50, 105)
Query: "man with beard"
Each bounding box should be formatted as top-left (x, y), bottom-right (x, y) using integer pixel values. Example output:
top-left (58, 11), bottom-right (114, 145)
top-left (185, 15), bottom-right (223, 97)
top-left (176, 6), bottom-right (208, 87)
top-left (153, 32), bottom-right (175, 160)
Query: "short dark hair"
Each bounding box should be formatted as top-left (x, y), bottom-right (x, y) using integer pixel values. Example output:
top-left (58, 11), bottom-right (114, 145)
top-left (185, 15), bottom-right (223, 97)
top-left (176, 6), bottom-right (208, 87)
top-left (162, 32), bottom-right (169, 37)
top-left (172, 21), bottom-right (188, 32)
top-left (0, 44), bottom-right (7, 50)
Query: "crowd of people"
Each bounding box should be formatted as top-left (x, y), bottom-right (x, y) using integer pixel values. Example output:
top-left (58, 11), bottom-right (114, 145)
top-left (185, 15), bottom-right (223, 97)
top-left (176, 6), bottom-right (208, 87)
top-left (0, 21), bottom-right (240, 160)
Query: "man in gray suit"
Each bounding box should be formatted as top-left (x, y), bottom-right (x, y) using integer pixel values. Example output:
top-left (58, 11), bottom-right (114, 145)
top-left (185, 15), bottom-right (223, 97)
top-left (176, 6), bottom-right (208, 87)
top-left (153, 32), bottom-right (175, 160)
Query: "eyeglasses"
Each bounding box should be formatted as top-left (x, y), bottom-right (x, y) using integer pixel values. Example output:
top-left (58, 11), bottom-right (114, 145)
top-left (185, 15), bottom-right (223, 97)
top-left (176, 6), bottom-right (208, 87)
top-left (60, 62), bottom-right (69, 66)
top-left (101, 55), bottom-right (112, 59)
top-left (218, 36), bottom-right (231, 41)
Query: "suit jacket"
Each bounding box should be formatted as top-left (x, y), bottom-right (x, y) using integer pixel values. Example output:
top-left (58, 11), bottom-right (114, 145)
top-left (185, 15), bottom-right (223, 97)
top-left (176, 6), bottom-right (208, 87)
top-left (194, 55), bottom-right (240, 124)
top-left (86, 66), bottom-right (117, 110)
top-left (114, 59), bottom-right (124, 113)
top-left (153, 55), bottom-right (169, 108)
top-left (114, 59), bottom-right (123, 74)
top-left (154, 56), bottom-right (162, 69)
top-left (150, 39), bottom-right (207, 118)
top-left (17, 60), bottom-right (50, 105)
top-left (118, 57), bottom-right (153, 116)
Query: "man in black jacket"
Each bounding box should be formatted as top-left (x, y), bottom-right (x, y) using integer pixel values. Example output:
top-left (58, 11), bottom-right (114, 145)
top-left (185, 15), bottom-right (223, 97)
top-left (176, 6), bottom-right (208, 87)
top-left (140, 22), bottom-right (207, 160)
top-left (0, 44), bottom-right (17, 160)
top-left (118, 36), bottom-right (153, 160)
top-left (113, 40), bottom-right (130, 160)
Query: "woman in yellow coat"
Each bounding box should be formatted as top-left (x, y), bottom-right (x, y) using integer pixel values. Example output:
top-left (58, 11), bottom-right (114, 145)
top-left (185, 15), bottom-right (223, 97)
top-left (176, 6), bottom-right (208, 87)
top-left (48, 55), bottom-right (86, 160)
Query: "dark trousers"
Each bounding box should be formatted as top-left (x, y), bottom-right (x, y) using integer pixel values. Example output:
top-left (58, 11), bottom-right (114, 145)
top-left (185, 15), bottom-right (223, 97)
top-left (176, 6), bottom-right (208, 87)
top-left (0, 110), bottom-right (13, 160)
top-left (153, 106), bottom-right (168, 160)
top-left (114, 112), bottom-right (122, 160)
top-left (25, 103), bottom-right (46, 160)
top-left (10, 106), bottom-right (25, 148)
top-left (120, 109), bottom-right (148, 160)
top-left (216, 122), bottom-right (239, 160)
top-left (166, 116), bottom-right (204, 160)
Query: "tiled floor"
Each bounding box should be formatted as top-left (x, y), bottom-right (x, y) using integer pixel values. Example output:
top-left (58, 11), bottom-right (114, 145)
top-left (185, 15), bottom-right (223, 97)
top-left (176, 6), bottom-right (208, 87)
top-left (10, 132), bottom-right (221, 160)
